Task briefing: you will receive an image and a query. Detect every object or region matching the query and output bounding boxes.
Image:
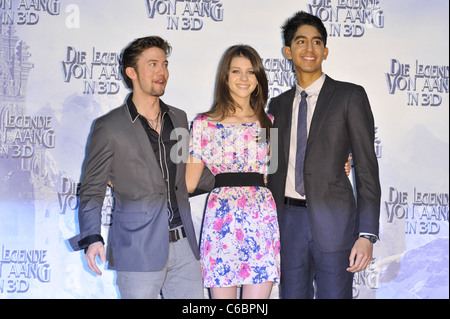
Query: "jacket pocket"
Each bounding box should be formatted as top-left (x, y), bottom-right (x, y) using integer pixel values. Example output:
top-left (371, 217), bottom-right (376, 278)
top-left (328, 182), bottom-right (355, 207)
top-left (112, 210), bottom-right (154, 234)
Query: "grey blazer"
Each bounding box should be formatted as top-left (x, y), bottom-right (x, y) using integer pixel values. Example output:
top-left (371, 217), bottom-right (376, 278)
top-left (268, 76), bottom-right (381, 253)
top-left (69, 99), bottom-right (212, 271)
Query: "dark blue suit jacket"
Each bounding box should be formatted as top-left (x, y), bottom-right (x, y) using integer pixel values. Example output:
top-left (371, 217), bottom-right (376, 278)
top-left (268, 75), bottom-right (381, 253)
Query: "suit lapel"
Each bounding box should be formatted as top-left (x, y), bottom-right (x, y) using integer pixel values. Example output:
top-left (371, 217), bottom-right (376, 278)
top-left (126, 104), bottom-right (166, 187)
top-left (279, 88), bottom-right (296, 163)
top-left (164, 103), bottom-right (184, 186)
top-left (307, 76), bottom-right (336, 148)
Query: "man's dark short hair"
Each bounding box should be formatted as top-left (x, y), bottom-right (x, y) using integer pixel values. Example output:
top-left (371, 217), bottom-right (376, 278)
top-left (282, 11), bottom-right (328, 48)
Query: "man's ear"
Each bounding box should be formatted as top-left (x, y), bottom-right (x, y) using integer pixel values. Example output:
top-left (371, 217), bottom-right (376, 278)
top-left (125, 67), bottom-right (137, 80)
top-left (323, 47), bottom-right (329, 61)
top-left (283, 46), bottom-right (292, 60)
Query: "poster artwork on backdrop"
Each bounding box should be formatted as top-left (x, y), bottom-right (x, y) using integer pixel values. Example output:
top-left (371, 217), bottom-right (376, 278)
top-left (0, 13), bottom-right (113, 296)
top-left (145, 0), bottom-right (224, 31)
top-left (385, 59), bottom-right (449, 107)
top-left (307, 0), bottom-right (385, 38)
top-left (61, 46), bottom-right (122, 95)
top-left (0, 21), bottom-right (56, 295)
top-left (0, 0), bottom-right (61, 25)
top-left (385, 187), bottom-right (448, 236)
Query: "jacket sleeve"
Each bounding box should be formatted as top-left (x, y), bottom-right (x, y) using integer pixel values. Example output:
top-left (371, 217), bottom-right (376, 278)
top-left (347, 85), bottom-right (381, 236)
top-left (69, 118), bottom-right (113, 251)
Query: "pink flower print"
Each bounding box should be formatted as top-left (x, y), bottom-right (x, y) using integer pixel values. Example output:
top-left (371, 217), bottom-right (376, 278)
top-left (266, 240), bottom-right (272, 253)
top-left (209, 256), bottom-right (217, 270)
top-left (239, 263), bottom-right (251, 279)
top-left (201, 135), bottom-right (209, 148)
top-left (237, 195), bottom-right (247, 209)
top-left (202, 240), bottom-right (212, 256)
top-left (274, 240), bottom-right (281, 254)
top-left (224, 214), bottom-right (233, 224)
top-left (244, 133), bottom-right (254, 142)
top-left (263, 215), bottom-right (275, 224)
top-left (257, 146), bottom-right (268, 158)
top-left (269, 199), bottom-right (276, 210)
top-left (214, 218), bottom-right (224, 231)
top-left (235, 229), bottom-right (244, 241)
top-left (207, 195), bottom-right (218, 209)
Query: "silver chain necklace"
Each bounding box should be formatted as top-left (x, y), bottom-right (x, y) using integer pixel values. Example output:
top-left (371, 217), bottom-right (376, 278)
top-left (146, 111), bottom-right (161, 131)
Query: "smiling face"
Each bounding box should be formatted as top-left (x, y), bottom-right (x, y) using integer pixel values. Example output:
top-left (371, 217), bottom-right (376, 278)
top-left (228, 56), bottom-right (258, 105)
top-left (284, 24), bottom-right (329, 85)
top-left (125, 46), bottom-right (169, 98)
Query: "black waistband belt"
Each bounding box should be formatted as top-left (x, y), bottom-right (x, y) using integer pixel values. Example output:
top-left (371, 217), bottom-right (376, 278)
top-left (214, 173), bottom-right (265, 188)
top-left (284, 197), bottom-right (307, 207)
top-left (169, 226), bottom-right (186, 242)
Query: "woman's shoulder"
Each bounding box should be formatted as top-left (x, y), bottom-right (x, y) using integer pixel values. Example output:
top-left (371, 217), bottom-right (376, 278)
top-left (193, 113), bottom-right (207, 122)
top-left (191, 114), bottom-right (219, 131)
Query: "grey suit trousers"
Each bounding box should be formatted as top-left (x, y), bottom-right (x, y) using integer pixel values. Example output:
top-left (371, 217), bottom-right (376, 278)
top-left (116, 237), bottom-right (203, 299)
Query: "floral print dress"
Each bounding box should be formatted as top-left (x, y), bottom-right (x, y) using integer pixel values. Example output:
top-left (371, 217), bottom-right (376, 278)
top-left (190, 114), bottom-right (280, 288)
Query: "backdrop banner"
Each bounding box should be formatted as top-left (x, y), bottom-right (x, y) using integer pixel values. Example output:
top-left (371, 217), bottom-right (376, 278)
top-left (0, 0), bottom-right (448, 299)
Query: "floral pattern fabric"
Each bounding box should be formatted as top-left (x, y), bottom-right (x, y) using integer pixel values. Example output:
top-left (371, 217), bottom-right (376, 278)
top-left (190, 114), bottom-right (280, 288)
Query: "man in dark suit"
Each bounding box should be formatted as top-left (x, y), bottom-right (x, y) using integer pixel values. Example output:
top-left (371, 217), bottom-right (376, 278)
top-left (268, 11), bottom-right (381, 299)
top-left (69, 36), bottom-right (212, 298)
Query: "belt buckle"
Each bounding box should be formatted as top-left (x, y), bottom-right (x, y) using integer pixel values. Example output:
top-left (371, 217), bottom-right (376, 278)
top-left (170, 226), bottom-right (184, 242)
top-left (173, 229), bottom-right (180, 242)
top-left (284, 197), bottom-right (307, 207)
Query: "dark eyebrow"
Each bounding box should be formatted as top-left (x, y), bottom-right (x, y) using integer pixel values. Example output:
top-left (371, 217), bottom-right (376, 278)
top-left (147, 59), bottom-right (169, 64)
top-left (230, 66), bottom-right (255, 71)
top-left (293, 35), bottom-right (323, 42)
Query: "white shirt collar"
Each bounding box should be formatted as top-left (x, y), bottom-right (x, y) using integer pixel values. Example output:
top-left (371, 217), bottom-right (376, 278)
top-left (295, 73), bottom-right (326, 97)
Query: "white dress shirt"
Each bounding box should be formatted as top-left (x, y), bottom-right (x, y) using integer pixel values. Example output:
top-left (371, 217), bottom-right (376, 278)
top-left (285, 73), bottom-right (326, 200)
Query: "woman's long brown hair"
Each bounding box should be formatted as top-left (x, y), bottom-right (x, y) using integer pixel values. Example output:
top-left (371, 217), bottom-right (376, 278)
top-left (204, 45), bottom-right (272, 137)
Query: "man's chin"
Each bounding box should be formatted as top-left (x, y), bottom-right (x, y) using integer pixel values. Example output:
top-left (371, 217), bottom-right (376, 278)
top-left (152, 89), bottom-right (166, 97)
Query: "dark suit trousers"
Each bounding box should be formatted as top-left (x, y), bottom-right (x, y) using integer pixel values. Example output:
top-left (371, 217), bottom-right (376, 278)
top-left (279, 204), bottom-right (354, 299)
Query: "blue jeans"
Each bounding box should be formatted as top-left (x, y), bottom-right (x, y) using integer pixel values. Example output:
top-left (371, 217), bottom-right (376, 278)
top-left (116, 237), bottom-right (203, 299)
top-left (279, 204), bottom-right (354, 299)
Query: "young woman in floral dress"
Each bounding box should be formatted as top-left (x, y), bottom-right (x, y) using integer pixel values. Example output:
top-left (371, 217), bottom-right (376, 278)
top-left (186, 45), bottom-right (280, 299)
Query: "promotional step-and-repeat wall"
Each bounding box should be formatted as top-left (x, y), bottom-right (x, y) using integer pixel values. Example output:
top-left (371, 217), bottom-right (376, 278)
top-left (0, 0), bottom-right (448, 299)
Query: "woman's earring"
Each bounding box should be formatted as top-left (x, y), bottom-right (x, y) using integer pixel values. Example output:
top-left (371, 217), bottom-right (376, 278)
top-left (254, 85), bottom-right (260, 97)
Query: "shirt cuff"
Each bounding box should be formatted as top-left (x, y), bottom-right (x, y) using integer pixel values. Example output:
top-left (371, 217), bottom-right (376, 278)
top-left (70, 234), bottom-right (104, 252)
top-left (359, 232), bottom-right (379, 240)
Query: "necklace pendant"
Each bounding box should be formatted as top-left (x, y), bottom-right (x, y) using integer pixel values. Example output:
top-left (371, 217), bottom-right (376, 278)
top-left (146, 111), bottom-right (161, 131)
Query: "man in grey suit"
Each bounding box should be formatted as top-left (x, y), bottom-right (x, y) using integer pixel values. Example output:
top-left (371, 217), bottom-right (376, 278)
top-left (267, 12), bottom-right (381, 299)
top-left (69, 36), bottom-right (210, 298)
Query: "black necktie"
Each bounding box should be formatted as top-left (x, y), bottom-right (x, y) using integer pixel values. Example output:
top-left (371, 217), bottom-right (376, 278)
top-left (295, 91), bottom-right (307, 196)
